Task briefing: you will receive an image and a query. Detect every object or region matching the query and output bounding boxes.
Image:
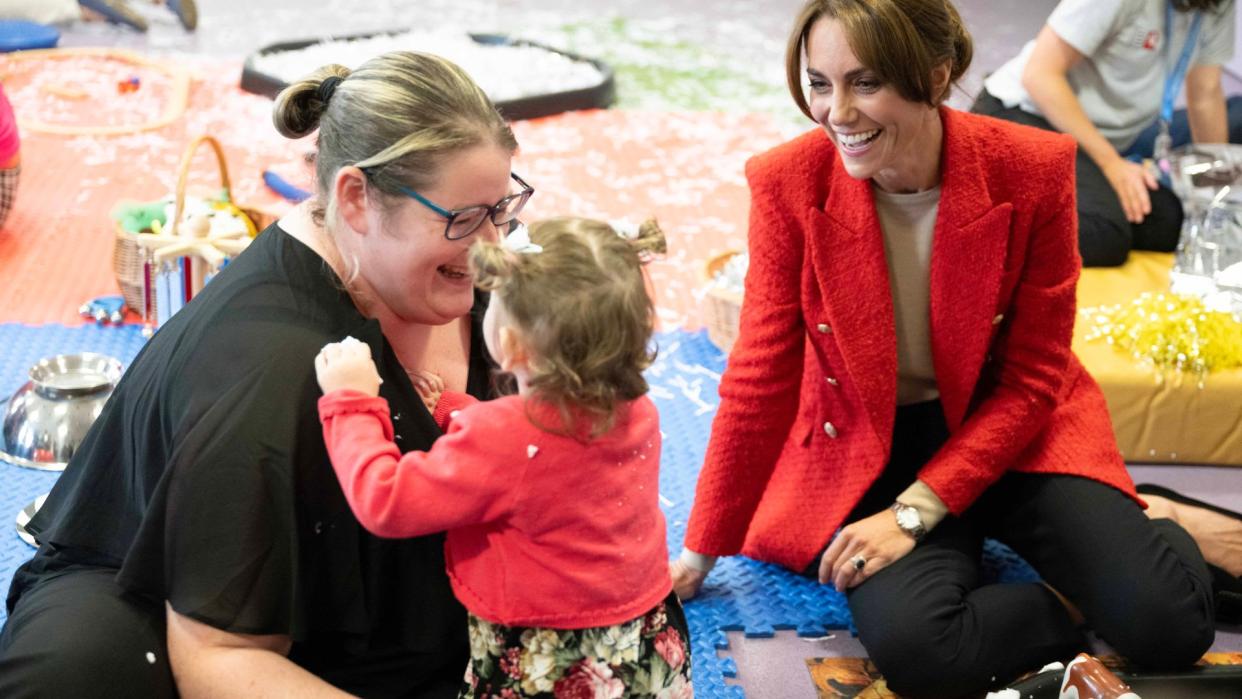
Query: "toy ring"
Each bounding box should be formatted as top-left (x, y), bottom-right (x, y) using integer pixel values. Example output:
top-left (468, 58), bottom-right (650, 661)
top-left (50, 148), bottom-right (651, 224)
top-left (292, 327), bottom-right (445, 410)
top-left (3, 47), bottom-right (189, 136)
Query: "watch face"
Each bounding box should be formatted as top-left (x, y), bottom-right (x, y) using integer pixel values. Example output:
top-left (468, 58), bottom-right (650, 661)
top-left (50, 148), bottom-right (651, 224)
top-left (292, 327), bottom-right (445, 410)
top-left (897, 508), bottom-right (920, 529)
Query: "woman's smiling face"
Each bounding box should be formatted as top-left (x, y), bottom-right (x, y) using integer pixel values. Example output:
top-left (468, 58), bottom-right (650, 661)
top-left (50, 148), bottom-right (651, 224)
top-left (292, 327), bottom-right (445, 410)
top-left (804, 17), bottom-right (946, 193)
top-left (357, 143), bottom-right (513, 325)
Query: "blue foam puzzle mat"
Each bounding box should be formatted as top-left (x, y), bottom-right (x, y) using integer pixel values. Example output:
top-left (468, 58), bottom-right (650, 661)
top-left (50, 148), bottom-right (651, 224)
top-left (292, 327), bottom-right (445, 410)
top-left (0, 325), bottom-right (1038, 697)
top-left (0, 323), bottom-right (149, 625)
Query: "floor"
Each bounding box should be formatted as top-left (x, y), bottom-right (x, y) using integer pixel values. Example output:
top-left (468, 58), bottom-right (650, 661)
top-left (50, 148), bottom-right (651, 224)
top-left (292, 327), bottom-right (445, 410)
top-left (17, 1), bottom-right (1242, 697)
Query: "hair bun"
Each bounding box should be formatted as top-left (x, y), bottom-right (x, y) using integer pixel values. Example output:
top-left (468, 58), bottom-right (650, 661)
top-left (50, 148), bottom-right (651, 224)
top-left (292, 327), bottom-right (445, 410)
top-left (629, 218), bottom-right (668, 262)
top-left (272, 65), bottom-right (351, 139)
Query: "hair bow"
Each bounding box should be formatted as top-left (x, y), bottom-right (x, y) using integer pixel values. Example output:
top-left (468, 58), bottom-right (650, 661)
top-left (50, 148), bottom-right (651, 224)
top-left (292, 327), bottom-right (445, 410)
top-left (611, 220), bottom-right (641, 240)
top-left (505, 223), bottom-right (543, 254)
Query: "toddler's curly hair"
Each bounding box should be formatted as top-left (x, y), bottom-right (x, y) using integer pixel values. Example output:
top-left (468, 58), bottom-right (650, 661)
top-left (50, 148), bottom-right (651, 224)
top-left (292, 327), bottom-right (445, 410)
top-left (470, 217), bottom-right (667, 438)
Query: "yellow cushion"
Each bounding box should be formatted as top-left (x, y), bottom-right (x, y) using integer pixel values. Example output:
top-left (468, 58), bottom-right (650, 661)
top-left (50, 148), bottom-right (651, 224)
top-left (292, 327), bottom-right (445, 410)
top-left (1074, 252), bottom-right (1242, 466)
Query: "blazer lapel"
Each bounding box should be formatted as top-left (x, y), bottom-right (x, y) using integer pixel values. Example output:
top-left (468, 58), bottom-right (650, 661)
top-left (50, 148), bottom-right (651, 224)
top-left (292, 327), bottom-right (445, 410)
top-left (929, 108), bottom-right (1013, 430)
top-left (807, 171), bottom-right (897, 447)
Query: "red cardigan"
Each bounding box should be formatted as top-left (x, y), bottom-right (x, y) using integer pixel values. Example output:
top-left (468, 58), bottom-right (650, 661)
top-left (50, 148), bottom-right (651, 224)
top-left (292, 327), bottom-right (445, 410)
top-left (685, 107), bottom-right (1136, 571)
top-left (319, 392), bottom-right (672, 628)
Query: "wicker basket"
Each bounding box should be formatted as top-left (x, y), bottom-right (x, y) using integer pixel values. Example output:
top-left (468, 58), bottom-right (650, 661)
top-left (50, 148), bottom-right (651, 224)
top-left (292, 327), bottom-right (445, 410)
top-left (702, 250), bottom-right (744, 353)
top-left (112, 135), bottom-right (274, 318)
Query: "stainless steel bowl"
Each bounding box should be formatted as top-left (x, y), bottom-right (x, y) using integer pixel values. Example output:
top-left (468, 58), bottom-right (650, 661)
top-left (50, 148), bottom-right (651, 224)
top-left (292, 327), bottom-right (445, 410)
top-left (0, 353), bottom-right (123, 471)
top-left (15, 493), bottom-right (47, 548)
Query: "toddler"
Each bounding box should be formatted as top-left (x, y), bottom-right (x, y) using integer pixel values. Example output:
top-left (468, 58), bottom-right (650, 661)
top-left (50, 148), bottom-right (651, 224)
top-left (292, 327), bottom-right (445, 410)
top-left (314, 217), bottom-right (692, 698)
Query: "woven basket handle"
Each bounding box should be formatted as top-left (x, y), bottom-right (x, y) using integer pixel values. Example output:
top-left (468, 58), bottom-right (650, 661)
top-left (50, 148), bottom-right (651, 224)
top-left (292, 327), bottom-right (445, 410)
top-left (168, 135), bottom-right (231, 237)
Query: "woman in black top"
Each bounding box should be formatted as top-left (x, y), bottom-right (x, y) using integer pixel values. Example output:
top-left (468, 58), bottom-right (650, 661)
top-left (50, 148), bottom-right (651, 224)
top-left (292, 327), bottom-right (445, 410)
top-left (0, 51), bottom-right (527, 698)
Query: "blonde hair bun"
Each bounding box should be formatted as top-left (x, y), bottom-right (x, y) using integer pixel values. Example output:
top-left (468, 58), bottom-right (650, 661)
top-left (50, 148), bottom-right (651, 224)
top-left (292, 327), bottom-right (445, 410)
top-left (272, 64), bottom-right (351, 139)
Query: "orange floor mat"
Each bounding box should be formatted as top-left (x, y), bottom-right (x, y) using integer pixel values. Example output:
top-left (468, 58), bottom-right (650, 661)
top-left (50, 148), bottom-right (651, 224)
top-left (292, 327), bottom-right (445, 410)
top-left (0, 54), bottom-right (305, 324)
top-left (0, 50), bottom-right (793, 327)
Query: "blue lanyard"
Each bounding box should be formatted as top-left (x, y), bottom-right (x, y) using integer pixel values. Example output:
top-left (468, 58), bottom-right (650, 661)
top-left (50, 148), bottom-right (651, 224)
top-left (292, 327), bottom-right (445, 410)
top-left (1162, 0), bottom-right (1203, 126)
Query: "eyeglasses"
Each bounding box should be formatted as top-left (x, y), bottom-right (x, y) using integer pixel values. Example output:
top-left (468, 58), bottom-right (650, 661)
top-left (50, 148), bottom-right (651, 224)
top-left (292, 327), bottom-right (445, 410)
top-left (393, 172), bottom-right (534, 241)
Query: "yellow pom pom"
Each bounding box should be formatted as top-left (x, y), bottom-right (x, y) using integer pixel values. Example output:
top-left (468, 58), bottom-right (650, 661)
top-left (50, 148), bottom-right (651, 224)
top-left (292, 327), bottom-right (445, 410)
top-left (1082, 293), bottom-right (1242, 383)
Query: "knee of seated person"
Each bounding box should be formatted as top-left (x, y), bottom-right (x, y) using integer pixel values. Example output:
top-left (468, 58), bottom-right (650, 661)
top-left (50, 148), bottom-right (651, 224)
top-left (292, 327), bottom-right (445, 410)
top-left (862, 627), bottom-right (980, 698)
top-left (1226, 96), bottom-right (1242, 142)
top-left (0, 627), bottom-right (129, 694)
top-left (875, 658), bottom-right (981, 698)
top-left (1104, 597), bottom-right (1214, 669)
top-left (1138, 189), bottom-right (1184, 253)
top-left (58, 633), bottom-right (172, 696)
top-left (0, 592), bottom-right (174, 696)
top-left (1077, 213), bottom-right (1130, 268)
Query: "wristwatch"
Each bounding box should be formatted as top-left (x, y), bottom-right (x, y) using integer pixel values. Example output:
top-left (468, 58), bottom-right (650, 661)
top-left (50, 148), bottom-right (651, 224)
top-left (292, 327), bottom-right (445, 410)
top-left (890, 501), bottom-right (926, 542)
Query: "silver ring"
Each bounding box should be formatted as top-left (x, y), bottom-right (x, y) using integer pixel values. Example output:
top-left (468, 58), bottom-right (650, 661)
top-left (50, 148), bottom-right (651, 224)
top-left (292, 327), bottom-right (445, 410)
top-left (850, 555), bottom-right (866, 572)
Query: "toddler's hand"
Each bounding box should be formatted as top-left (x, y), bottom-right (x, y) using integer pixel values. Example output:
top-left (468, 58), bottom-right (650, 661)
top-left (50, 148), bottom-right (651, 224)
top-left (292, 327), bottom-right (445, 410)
top-left (670, 559), bottom-right (708, 601)
top-left (315, 337), bottom-right (382, 397)
top-left (407, 370), bottom-right (445, 413)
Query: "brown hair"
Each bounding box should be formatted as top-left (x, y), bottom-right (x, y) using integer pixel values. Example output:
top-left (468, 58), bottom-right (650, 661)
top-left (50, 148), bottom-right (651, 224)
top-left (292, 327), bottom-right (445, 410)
top-left (271, 51), bottom-right (518, 226)
top-left (784, 0), bottom-right (973, 119)
top-left (470, 218), bottom-right (667, 439)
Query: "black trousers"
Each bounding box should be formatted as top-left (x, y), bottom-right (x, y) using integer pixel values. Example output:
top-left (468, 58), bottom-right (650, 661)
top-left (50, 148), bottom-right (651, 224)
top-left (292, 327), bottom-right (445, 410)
top-left (833, 401), bottom-right (1215, 698)
top-left (0, 567), bottom-right (177, 698)
top-left (971, 89), bottom-right (1184, 268)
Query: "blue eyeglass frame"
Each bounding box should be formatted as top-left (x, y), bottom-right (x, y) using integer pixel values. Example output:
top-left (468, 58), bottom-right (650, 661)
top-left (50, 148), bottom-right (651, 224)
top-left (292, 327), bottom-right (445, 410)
top-left (388, 172), bottom-right (534, 241)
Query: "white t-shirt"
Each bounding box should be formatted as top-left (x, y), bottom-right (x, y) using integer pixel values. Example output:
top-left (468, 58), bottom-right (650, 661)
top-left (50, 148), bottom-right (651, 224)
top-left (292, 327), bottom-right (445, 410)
top-left (984, 0), bottom-right (1236, 151)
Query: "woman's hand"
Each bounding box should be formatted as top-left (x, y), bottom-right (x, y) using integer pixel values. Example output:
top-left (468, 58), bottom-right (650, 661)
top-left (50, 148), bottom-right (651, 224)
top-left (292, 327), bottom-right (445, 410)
top-left (669, 559), bottom-right (708, 601)
top-left (315, 338), bottom-right (382, 397)
top-left (818, 509), bottom-right (917, 592)
top-left (407, 370), bottom-right (444, 414)
top-left (1101, 157), bottom-right (1158, 224)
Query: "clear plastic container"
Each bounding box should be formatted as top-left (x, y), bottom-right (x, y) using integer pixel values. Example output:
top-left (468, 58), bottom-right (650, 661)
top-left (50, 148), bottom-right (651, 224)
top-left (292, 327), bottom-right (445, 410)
top-left (1168, 144), bottom-right (1242, 315)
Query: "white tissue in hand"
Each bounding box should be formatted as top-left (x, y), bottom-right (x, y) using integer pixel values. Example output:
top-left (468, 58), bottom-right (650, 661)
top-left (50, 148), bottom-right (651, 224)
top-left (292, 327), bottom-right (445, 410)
top-left (332, 336), bottom-right (381, 384)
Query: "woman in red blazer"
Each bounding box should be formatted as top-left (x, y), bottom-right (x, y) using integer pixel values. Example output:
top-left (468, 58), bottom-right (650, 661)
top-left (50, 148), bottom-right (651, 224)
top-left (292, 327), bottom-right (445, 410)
top-left (673, 1), bottom-right (1219, 695)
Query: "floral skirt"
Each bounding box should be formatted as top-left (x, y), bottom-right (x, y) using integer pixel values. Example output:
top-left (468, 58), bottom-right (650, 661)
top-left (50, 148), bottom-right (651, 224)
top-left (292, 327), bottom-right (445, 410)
top-left (461, 592), bottom-right (692, 698)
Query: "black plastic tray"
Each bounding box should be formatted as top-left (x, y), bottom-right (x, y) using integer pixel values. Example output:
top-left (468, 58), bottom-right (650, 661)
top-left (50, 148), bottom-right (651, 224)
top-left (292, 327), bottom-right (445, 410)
top-left (240, 32), bottom-right (614, 121)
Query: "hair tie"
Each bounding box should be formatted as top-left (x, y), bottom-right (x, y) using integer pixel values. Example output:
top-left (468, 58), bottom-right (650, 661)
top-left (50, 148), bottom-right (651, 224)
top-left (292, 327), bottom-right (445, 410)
top-left (317, 76), bottom-right (344, 104)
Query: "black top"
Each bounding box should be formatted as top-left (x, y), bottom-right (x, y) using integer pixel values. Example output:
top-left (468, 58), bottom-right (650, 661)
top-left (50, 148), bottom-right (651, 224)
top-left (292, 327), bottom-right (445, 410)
top-left (9, 224), bottom-right (496, 697)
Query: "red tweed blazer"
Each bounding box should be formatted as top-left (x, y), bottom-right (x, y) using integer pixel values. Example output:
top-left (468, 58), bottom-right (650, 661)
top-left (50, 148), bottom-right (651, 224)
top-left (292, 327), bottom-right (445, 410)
top-left (684, 107), bottom-right (1136, 571)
